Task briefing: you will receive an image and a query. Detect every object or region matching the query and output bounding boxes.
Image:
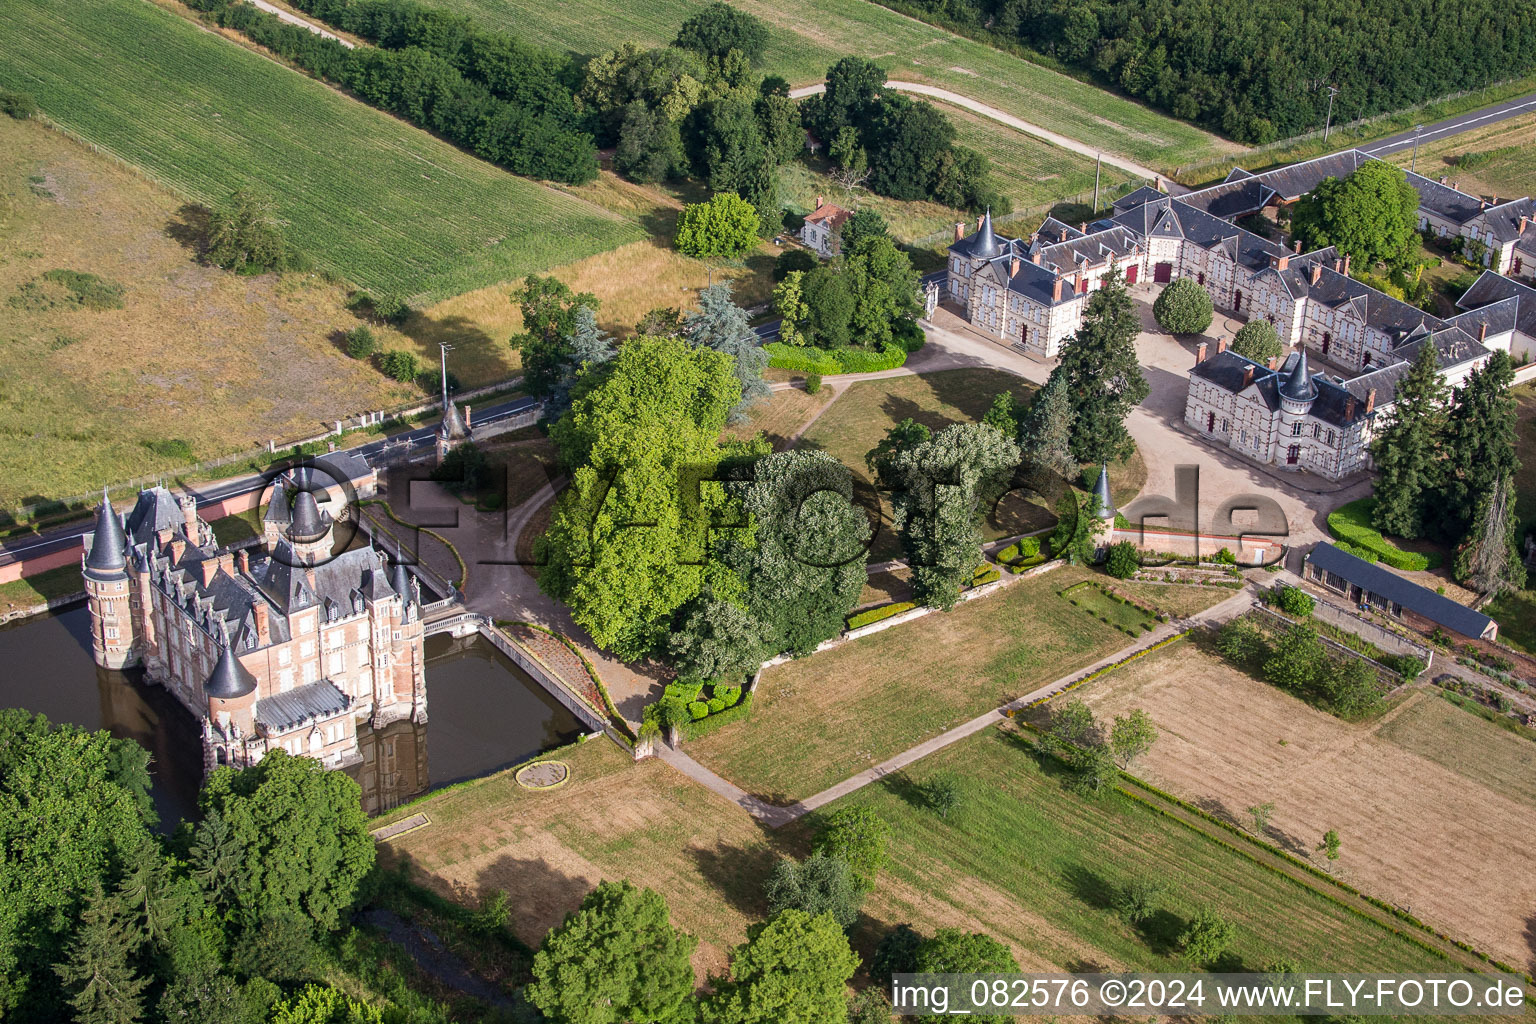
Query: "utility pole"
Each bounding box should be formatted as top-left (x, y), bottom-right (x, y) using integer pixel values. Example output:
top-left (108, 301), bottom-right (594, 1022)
top-left (1323, 86), bottom-right (1339, 143)
top-left (1411, 124), bottom-right (1424, 172)
top-left (438, 342), bottom-right (453, 408)
top-left (1093, 153), bottom-right (1102, 212)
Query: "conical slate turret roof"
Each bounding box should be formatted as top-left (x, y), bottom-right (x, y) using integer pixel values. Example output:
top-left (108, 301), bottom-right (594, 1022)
top-left (263, 476), bottom-right (291, 524)
top-left (287, 490), bottom-right (331, 543)
top-left (391, 561), bottom-right (414, 605)
top-left (439, 400), bottom-right (469, 441)
top-left (85, 489), bottom-right (127, 576)
top-left (205, 632), bottom-right (256, 700)
top-left (1280, 349), bottom-right (1318, 402)
top-left (972, 208), bottom-right (1002, 260)
top-left (1092, 463), bottom-right (1116, 520)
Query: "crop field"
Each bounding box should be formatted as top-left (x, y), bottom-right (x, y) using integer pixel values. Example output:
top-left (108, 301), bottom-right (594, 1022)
top-left (1070, 641), bottom-right (1536, 966)
top-left (418, 0), bottom-right (1229, 169)
top-left (1390, 111), bottom-right (1536, 209)
top-left (0, 0), bottom-right (643, 303)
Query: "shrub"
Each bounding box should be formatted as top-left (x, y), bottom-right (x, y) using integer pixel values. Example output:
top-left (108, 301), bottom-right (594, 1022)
top-left (813, 807), bottom-right (893, 892)
top-left (674, 192), bottom-right (759, 259)
top-left (1152, 277), bottom-right (1214, 334)
top-left (687, 701), bottom-right (709, 720)
top-left (1327, 498), bottom-right (1437, 570)
top-left (0, 89), bottom-right (38, 120)
top-left (376, 349), bottom-right (420, 383)
top-left (143, 438), bottom-right (196, 462)
top-left (847, 601), bottom-right (917, 629)
top-left (764, 342), bottom-right (907, 374)
top-left (1230, 320), bottom-right (1284, 363)
top-left (1105, 541), bottom-right (1140, 579)
top-left (372, 293), bottom-right (411, 325)
top-left (1273, 584), bottom-right (1314, 617)
top-left (706, 696), bottom-right (727, 713)
top-left (716, 685), bottom-right (742, 707)
top-left (205, 188), bottom-right (302, 274)
top-left (1212, 547), bottom-right (1238, 565)
top-left (892, 317), bottom-right (926, 352)
top-left (344, 326), bottom-right (378, 359)
top-left (1179, 906), bottom-right (1235, 964)
top-left (871, 924), bottom-right (924, 982)
top-left (804, 371), bottom-right (822, 395)
top-left (1115, 876), bottom-right (1165, 924)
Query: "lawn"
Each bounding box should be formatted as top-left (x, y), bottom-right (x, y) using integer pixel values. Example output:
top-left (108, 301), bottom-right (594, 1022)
top-left (1059, 580), bottom-right (1156, 637)
top-left (721, 385), bottom-right (836, 451)
top-left (0, 565), bottom-right (84, 618)
top-left (208, 508), bottom-right (263, 547)
top-left (1066, 640), bottom-right (1536, 966)
top-left (686, 565), bottom-right (1142, 803)
top-left (413, 0), bottom-right (1228, 169)
top-left (0, 0), bottom-right (643, 303)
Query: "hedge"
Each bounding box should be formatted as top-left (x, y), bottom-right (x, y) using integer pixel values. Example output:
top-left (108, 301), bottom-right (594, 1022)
top-left (1327, 498), bottom-right (1440, 571)
top-left (847, 601), bottom-right (918, 630)
top-left (1023, 631), bottom-right (1189, 707)
top-left (765, 342), bottom-right (908, 375)
top-left (680, 692), bottom-right (754, 740)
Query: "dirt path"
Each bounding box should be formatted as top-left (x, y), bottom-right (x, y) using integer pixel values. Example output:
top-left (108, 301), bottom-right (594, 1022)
top-left (245, 0), bottom-right (353, 46)
top-left (789, 80), bottom-right (1175, 190)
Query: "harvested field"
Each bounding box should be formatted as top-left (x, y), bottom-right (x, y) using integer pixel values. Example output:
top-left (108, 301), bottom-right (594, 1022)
top-left (1069, 641), bottom-right (1536, 967)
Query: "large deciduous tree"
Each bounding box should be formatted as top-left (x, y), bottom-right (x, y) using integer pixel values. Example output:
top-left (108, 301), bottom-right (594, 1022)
top-left (674, 1), bottom-right (769, 63)
top-left (197, 750), bottom-right (373, 934)
top-left (1051, 271), bottom-right (1148, 463)
top-left (1153, 278), bottom-right (1214, 335)
top-left (1290, 161), bottom-right (1421, 271)
top-left (728, 449), bottom-right (870, 657)
top-left (674, 191), bottom-right (760, 260)
top-left (703, 909), bottom-right (861, 1024)
top-left (886, 423), bottom-right (1021, 609)
top-left (539, 336), bottom-right (742, 658)
top-left (527, 881), bottom-right (697, 1024)
top-left (812, 807), bottom-right (892, 892)
top-left (764, 852), bottom-right (863, 928)
top-left (666, 594), bottom-right (771, 682)
top-left (1229, 320), bottom-right (1284, 364)
top-left (509, 275), bottom-right (600, 401)
top-left (912, 929), bottom-right (1020, 1024)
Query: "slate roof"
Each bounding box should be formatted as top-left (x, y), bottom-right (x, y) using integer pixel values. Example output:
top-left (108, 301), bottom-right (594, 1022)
top-left (1342, 361), bottom-right (1411, 409)
top-left (1392, 326), bottom-right (1491, 373)
top-left (1404, 169), bottom-right (1485, 224)
top-left (1458, 270), bottom-right (1536, 338)
top-left (85, 490), bottom-right (127, 576)
top-left (288, 489), bottom-right (331, 542)
top-left (1192, 350), bottom-right (1372, 427)
top-left (439, 400), bottom-right (470, 441)
top-left (264, 477), bottom-right (291, 524)
top-left (1280, 349), bottom-right (1319, 402)
top-left (950, 209), bottom-right (1007, 260)
top-left (125, 486), bottom-right (190, 547)
top-left (205, 638), bottom-right (257, 700)
top-left (1091, 464), bottom-right (1115, 519)
top-left (1307, 542), bottom-right (1495, 638)
top-left (1249, 150), bottom-right (1369, 201)
top-left (255, 680), bottom-right (351, 733)
top-left (1112, 185), bottom-right (1164, 212)
top-left (1472, 197), bottom-right (1536, 244)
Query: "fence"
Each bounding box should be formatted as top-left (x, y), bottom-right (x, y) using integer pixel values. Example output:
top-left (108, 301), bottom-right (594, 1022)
top-left (1249, 603), bottom-right (1407, 687)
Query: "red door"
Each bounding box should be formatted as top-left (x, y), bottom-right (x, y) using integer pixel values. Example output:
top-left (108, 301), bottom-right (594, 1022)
top-left (1153, 262), bottom-right (1173, 283)
top-left (1321, 332), bottom-right (1331, 356)
top-left (1207, 412), bottom-right (1216, 432)
top-left (1287, 445), bottom-right (1300, 465)
top-left (1234, 290), bottom-right (1244, 310)
top-left (1125, 264), bottom-right (1139, 284)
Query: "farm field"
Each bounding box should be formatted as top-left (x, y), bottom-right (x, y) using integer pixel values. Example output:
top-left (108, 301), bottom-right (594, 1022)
top-left (686, 566), bottom-right (1219, 803)
top-left (1390, 111), bottom-right (1536, 208)
top-left (374, 723), bottom-right (1488, 1012)
top-left (0, 0), bottom-right (643, 303)
top-left (1067, 640), bottom-right (1536, 967)
top-left (412, 0), bottom-right (1229, 169)
top-left (0, 114), bottom-right (435, 508)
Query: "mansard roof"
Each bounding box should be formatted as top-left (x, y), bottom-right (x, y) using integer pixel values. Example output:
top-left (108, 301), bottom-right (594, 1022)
top-left (255, 680), bottom-right (351, 733)
top-left (125, 486), bottom-right (189, 547)
top-left (256, 545), bottom-right (394, 617)
top-left (1458, 269), bottom-right (1536, 337)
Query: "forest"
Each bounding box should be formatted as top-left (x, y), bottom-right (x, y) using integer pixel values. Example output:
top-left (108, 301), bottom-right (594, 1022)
top-left (877, 0), bottom-right (1536, 143)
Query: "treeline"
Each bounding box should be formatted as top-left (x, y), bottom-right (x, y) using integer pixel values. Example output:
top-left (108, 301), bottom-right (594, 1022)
top-left (802, 57), bottom-right (1008, 212)
top-left (191, 0), bottom-right (598, 183)
top-left (874, 0), bottom-right (1536, 143)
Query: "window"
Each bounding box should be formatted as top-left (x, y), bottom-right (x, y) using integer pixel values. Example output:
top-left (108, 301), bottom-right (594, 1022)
top-left (1292, 421), bottom-right (1304, 436)
top-left (1221, 418), bottom-right (1229, 432)
top-left (279, 668), bottom-right (294, 692)
top-left (1312, 423), bottom-right (1321, 438)
top-left (302, 661), bottom-right (317, 684)
top-left (105, 626), bottom-right (119, 639)
top-left (326, 630), bottom-right (344, 650)
top-left (328, 653), bottom-right (344, 676)
top-left (1325, 429), bottom-right (1335, 445)
top-left (278, 647), bottom-right (291, 666)
top-left (300, 640), bottom-right (315, 658)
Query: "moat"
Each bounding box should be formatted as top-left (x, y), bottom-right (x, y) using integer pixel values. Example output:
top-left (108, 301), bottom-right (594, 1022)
top-left (0, 604), bottom-right (584, 827)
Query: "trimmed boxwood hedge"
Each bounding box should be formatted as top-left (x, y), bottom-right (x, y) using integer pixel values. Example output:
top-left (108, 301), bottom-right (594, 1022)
top-left (847, 601), bottom-right (918, 629)
top-left (1326, 498), bottom-right (1439, 571)
top-left (765, 342), bottom-right (908, 375)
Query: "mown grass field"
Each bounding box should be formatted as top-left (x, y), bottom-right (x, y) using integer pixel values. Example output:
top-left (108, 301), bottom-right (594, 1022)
top-left (687, 565), bottom-right (1187, 803)
top-left (419, 0), bottom-right (1228, 169)
top-left (0, 0), bottom-right (643, 303)
top-left (375, 724), bottom-right (1486, 1011)
top-left (1390, 110), bottom-right (1536, 206)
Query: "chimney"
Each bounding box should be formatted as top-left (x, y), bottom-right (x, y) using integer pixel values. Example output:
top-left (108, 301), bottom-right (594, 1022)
top-left (1310, 263), bottom-right (1322, 285)
top-left (954, 222), bottom-right (965, 242)
top-left (1293, 239), bottom-right (1302, 254)
top-left (156, 528), bottom-right (174, 549)
top-left (1333, 257), bottom-right (1342, 273)
top-left (815, 195), bottom-right (824, 210)
top-left (180, 494), bottom-right (198, 541)
top-left (1343, 254), bottom-right (1351, 276)
top-left (465, 405), bottom-right (472, 427)
top-left (1276, 254), bottom-right (1290, 271)
top-left (1217, 336), bottom-right (1227, 355)
top-left (1268, 356), bottom-right (1279, 371)
top-left (1345, 395), bottom-right (1357, 420)
top-left (1052, 277), bottom-right (1064, 302)
top-left (198, 559), bottom-right (218, 587)
top-left (254, 603), bottom-right (270, 645)
top-left (1009, 256), bottom-right (1020, 278)
top-left (1079, 221), bottom-right (1087, 233)
top-left (218, 552), bottom-right (234, 576)
top-left (238, 549), bottom-right (250, 575)
top-left (1479, 321), bottom-right (1488, 342)
top-left (1439, 176), bottom-right (1448, 185)
top-left (1242, 365), bottom-right (1255, 387)
top-left (1196, 341), bottom-right (1208, 364)
top-left (1521, 215), bottom-right (1529, 235)
top-left (1031, 251), bottom-right (1042, 265)
top-left (169, 538), bottom-right (186, 565)
top-left (1365, 388), bottom-right (1376, 414)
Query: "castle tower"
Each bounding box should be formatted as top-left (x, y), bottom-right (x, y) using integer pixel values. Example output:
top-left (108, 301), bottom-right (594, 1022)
top-left (1277, 349), bottom-right (1318, 467)
top-left (283, 489), bottom-right (334, 565)
top-left (82, 490), bottom-right (138, 670)
top-left (262, 475), bottom-right (291, 550)
top-left (203, 628), bottom-right (258, 769)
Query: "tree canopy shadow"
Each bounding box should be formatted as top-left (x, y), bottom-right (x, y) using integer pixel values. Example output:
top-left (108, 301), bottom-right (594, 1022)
top-left (164, 202), bottom-right (211, 256)
top-left (1136, 907), bottom-right (1186, 955)
top-left (1062, 864), bottom-right (1119, 913)
top-left (689, 838), bottom-right (781, 919)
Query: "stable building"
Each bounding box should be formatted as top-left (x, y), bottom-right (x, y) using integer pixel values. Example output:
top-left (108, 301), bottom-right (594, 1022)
top-left (1304, 541), bottom-right (1497, 640)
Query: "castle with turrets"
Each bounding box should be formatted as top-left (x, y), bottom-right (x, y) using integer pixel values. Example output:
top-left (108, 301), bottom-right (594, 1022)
top-left (82, 467), bottom-right (427, 776)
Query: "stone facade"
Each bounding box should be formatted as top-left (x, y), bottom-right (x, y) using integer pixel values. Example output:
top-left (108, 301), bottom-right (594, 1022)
top-left (800, 197), bottom-right (852, 258)
top-left (83, 475), bottom-right (426, 777)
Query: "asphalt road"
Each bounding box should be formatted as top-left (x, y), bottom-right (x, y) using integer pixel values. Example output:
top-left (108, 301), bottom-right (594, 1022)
top-left (0, 395), bottom-right (540, 568)
top-left (1357, 92), bottom-right (1536, 157)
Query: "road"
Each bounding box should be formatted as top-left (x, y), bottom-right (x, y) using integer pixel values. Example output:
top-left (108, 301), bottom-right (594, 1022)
top-left (789, 80), bottom-right (1174, 190)
top-left (1358, 92), bottom-right (1536, 156)
top-left (0, 395), bottom-right (540, 570)
top-left (246, 0), bottom-right (354, 47)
